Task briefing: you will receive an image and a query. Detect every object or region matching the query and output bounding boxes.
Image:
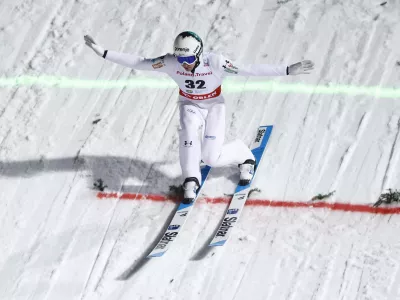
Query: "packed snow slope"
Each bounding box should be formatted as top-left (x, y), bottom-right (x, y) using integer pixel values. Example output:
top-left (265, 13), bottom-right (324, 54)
top-left (1, 0), bottom-right (400, 299)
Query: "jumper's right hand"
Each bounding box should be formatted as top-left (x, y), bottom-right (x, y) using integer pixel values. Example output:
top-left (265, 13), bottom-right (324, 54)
top-left (84, 35), bottom-right (105, 57)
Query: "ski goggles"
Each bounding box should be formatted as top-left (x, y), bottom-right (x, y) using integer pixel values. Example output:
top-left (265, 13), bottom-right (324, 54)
top-left (176, 55), bottom-right (196, 65)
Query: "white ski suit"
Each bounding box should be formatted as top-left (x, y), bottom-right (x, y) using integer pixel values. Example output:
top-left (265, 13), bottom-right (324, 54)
top-left (104, 51), bottom-right (288, 183)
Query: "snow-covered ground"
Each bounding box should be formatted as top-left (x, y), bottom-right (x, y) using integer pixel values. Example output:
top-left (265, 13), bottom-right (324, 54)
top-left (1, 0), bottom-right (400, 299)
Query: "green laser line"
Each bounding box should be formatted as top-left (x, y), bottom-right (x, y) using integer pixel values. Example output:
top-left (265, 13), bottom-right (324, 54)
top-left (0, 76), bottom-right (399, 98)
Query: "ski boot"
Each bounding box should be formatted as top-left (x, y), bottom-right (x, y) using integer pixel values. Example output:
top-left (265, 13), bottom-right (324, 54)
top-left (238, 159), bottom-right (256, 186)
top-left (182, 177), bottom-right (200, 204)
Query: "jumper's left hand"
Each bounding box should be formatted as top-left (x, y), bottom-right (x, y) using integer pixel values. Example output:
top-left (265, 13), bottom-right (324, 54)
top-left (288, 60), bottom-right (314, 75)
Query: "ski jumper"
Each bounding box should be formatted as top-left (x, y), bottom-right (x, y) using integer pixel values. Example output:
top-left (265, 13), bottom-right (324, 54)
top-left (104, 51), bottom-right (288, 183)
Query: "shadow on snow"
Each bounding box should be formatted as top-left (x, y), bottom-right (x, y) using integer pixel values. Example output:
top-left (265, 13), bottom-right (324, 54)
top-left (0, 156), bottom-right (239, 280)
top-left (0, 155), bottom-right (182, 194)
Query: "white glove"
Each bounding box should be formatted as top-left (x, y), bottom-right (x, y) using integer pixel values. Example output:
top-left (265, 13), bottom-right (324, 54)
top-left (288, 60), bottom-right (314, 75)
top-left (84, 35), bottom-right (106, 57)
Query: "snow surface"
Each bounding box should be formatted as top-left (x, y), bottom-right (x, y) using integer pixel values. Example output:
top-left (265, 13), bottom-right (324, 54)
top-left (1, 0), bottom-right (400, 299)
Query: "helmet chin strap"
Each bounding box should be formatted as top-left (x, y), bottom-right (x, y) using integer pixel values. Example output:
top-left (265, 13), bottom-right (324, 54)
top-left (191, 53), bottom-right (203, 74)
top-left (191, 61), bottom-right (199, 74)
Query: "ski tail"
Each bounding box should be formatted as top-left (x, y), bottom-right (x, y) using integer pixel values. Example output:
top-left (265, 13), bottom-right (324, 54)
top-left (147, 165), bottom-right (211, 258)
top-left (209, 125), bottom-right (273, 247)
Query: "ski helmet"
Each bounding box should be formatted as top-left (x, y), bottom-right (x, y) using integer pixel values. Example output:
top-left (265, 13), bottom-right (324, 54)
top-left (173, 31), bottom-right (203, 71)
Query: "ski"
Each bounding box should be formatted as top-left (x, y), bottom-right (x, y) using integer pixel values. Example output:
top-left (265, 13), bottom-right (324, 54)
top-left (209, 125), bottom-right (273, 247)
top-left (147, 164), bottom-right (211, 257)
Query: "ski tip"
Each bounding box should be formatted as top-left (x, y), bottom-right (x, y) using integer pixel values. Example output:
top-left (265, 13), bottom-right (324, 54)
top-left (259, 125), bottom-right (273, 129)
top-left (147, 252), bottom-right (165, 258)
top-left (209, 240), bottom-right (226, 247)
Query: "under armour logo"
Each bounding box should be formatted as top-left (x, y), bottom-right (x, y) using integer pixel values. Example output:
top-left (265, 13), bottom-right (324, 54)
top-left (184, 141), bottom-right (193, 147)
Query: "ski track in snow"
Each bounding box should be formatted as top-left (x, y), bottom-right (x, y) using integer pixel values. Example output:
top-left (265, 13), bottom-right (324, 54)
top-left (1, 0), bottom-right (400, 299)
